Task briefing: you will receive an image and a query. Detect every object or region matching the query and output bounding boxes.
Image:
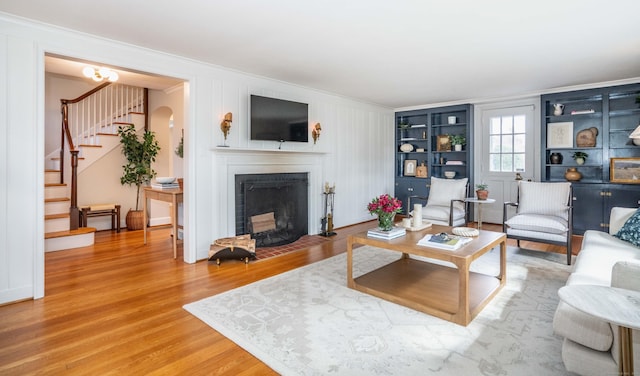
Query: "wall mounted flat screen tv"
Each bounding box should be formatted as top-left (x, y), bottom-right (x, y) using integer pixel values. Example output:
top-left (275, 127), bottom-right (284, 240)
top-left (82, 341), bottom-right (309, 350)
top-left (250, 95), bottom-right (309, 142)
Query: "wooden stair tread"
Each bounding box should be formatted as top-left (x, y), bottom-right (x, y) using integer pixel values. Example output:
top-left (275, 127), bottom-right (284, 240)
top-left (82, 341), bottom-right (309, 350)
top-left (96, 133), bottom-right (117, 136)
top-left (45, 213), bottom-right (70, 220)
top-left (45, 183), bottom-right (67, 187)
top-left (78, 144), bottom-right (102, 148)
top-left (113, 122), bottom-right (134, 125)
top-left (45, 227), bottom-right (96, 239)
top-left (45, 169), bottom-right (60, 173)
top-left (50, 157), bottom-right (85, 161)
top-left (45, 197), bottom-right (70, 203)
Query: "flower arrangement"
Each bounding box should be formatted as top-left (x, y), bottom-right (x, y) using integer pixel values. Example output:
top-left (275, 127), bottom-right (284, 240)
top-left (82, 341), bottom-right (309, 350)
top-left (368, 194), bottom-right (402, 216)
top-left (368, 194), bottom-right (402, 231)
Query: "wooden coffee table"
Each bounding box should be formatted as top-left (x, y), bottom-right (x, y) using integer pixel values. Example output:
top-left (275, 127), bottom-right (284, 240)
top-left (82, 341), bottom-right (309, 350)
top-left (347, 225), bottom-right (506, 326)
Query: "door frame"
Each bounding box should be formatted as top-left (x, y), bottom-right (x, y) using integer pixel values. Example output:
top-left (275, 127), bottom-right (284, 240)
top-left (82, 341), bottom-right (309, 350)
top-left (472, 97), bottom-right (541, 224)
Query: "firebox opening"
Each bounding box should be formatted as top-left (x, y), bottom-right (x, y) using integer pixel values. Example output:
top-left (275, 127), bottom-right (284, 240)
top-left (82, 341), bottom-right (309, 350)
top-left (235, 173), bottom-right (308, 247)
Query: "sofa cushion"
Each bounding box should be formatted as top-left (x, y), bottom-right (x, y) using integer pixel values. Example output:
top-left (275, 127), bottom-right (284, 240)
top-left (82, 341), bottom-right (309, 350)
top-left (561, 338), bottom-right (617, 376)
top-left (553, 301), bottom-right (613, 351)
top-left (572, 232), bottom-right (640, 283)
top-left (609, 207), bottom-right (638, 234)
top-left (614, 208), bottom-right (640, 247)
top-left (504, 213), bottom-right (568, 234)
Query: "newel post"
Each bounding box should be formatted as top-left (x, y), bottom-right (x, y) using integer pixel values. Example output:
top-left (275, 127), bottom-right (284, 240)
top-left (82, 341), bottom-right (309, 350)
top-left (69, 150), bottom-right (79, 230)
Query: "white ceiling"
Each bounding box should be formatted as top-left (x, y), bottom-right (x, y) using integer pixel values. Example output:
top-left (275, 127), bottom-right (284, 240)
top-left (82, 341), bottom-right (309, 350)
top-left (2, 1), bottom-right (640, 108)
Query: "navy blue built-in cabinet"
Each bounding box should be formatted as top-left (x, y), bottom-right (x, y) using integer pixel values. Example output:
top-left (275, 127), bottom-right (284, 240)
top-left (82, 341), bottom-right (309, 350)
top-left (541, 83), bottom-right (640, 234)
top-left (394, 104), bottom-right (474, 215)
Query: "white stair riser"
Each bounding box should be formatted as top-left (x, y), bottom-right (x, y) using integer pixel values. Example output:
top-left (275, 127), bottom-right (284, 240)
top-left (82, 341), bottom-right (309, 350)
top-left (45, 185), bottom-right (68, 200)
top-left (45, 217), bottom-right (70, 233)
top-left (45, 232), bottom-right (95, 252)
top-left (45, 171), bottom-right (60, 184)
top-left (45, 201), bottom-right (70, 216)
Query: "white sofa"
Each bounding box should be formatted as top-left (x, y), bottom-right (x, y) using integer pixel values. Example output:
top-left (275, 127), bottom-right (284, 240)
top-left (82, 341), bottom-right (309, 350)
top-left (553, 207), bottom-right (640, 376)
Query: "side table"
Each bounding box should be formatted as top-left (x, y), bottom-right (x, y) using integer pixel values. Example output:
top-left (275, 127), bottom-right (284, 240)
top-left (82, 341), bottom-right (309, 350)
top-left (558, 285), bottom-right (640, 375)
top-left (464, 198), bottom-right (495, 230)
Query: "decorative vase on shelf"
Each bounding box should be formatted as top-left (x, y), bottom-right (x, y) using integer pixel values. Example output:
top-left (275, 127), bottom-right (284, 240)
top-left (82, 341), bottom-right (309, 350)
top-left (575, 157), bottom-right (585, 165)
top-left (564, 168), bottom-right (582, 181)
top-left (377, 212), bottom-right (396, 231)
top-left (549, 152), bottom-right (563, 164)
top-left (553, 103), bottom-right (564, 116)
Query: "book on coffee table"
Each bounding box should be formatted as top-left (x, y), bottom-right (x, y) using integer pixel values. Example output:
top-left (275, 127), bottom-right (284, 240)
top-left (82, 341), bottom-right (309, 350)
top-left (417, 233), bottom-right (472, 250)
top-left (367, 227), bottom-right (406, 240)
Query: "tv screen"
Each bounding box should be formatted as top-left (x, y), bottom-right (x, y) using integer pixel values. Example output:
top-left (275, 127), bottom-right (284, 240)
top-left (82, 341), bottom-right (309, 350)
top-left (250, 95), bottom-right (309, 142)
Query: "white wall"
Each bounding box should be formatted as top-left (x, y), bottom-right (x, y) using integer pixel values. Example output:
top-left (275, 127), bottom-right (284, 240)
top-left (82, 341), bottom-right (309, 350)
top-left (0, 15), bottom-right (394, 304)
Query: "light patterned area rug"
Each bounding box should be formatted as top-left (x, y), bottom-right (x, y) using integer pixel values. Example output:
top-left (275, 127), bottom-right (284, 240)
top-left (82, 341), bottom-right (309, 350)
top-left (184, 246), bottom-right (573, 375)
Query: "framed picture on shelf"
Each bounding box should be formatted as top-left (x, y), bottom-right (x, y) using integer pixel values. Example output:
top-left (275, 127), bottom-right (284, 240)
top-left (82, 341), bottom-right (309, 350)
top-left (404, 159), bottom-right (417, 176)
top-left (416, 163), bottom-right (428, 178)
top-left (436, 134), bottom-right (451, 151)
top-left (610, 158), bottom-right (640, 184)
top-left (547, 122), bottom-right (573, 148)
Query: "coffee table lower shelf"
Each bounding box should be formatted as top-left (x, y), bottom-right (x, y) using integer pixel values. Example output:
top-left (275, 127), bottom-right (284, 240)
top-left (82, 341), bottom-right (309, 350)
top-left (352, 258), bottom-right (501, 325)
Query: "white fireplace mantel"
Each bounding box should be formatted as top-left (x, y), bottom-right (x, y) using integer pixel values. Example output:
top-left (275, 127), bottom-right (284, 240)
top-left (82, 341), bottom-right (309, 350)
top-left (212, 147), bottom-right (327, 238)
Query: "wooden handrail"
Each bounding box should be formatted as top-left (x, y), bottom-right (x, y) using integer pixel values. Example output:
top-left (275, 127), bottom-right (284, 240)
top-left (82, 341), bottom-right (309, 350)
top-left (61, 82), bottom-right (112, 105)
top-left (59, 82), bottom-right (112, 230)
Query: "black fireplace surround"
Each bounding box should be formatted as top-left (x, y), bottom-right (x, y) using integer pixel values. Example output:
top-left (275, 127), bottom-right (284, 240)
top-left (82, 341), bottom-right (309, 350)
top-left (235, 173), bottom-right (308, 247)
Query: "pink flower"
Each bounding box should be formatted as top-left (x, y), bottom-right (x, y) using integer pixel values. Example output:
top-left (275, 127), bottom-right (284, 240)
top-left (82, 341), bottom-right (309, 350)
top-left (367, 194), bottom-right (402, 216)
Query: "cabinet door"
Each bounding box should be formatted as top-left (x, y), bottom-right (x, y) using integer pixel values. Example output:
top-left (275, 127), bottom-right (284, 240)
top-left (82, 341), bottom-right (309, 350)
top-left (606, 186), bottom-right (640, 227)
top-left (395, 178), bottom-right (428, 214)
top-left (572, 184), bottom-right (605, 235)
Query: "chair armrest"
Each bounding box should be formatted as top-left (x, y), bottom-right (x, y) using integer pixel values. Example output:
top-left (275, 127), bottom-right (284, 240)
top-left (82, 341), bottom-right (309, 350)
top-left (449, 199), bottom-right (468, 226)
top-left (612, 261), bottom-right (640, 291)
top-left (407, 195), bottom-right (428, 216)
top-left (502, 202), bottom-right (518, 232)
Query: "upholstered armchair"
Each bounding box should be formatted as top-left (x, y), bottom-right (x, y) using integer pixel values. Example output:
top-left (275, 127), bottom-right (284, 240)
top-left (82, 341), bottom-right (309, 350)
top-left (503, 181), bottom-right (573, 264)
top-left (409, 177), bottom-right (469, 227)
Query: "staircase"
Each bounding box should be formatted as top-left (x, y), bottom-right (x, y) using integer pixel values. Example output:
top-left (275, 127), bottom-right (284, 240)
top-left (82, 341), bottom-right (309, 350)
top-left (44, 170), bottom-right (95, 252)
top-left (44, 83), bottom-right (146, 252)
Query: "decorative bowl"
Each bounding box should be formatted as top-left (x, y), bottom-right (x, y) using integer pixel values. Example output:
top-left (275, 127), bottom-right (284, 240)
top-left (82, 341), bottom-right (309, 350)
top-left (156, 177), bottom-right (176, 184)
top-left (444, 171), bottom-right (456, 179)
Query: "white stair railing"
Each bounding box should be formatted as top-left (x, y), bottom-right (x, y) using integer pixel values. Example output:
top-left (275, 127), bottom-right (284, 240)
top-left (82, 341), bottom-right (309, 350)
top-left (67, 83), bottom-right (145, 147)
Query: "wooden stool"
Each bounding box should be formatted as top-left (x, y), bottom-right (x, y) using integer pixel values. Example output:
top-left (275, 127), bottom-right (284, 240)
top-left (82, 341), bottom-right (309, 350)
top-left (79, 204), bottom-right (121, 233)
top-left (209, 234), bottom-right (256, 265)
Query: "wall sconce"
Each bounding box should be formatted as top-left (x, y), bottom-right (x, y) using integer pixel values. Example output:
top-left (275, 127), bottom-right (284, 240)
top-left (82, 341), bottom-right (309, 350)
top-left (82, 66), bottom-right (119, 82)
top-left (220, 112), bottom-right (232, 146)
top-left (312, 123), bottom-right (322, 144)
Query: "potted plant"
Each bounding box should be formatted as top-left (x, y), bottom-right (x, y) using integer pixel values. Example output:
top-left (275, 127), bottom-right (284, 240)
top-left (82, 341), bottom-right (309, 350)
top-left (118, 124), bottom-right (161, 230)
top-left (572, 151), bottom-right (588, 165)
top-left (475, 183), bottom-right (489, 200)
top-left (449, 134), bottom-right (466, 151)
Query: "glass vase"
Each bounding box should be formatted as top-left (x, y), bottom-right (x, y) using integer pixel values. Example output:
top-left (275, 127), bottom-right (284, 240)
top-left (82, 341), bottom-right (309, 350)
top-left (377, 212), bottom-right (396, 231)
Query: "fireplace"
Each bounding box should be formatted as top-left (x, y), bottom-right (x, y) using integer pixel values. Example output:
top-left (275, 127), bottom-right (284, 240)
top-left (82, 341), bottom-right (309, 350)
top-left (235, 172), bottom-right (308, 247)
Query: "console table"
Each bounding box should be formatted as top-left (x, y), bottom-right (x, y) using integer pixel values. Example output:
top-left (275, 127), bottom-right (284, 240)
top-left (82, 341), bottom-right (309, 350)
top-left (143, 187), bottom-right (183, 259)
top-left (558, 285), bottom-right (640, 375)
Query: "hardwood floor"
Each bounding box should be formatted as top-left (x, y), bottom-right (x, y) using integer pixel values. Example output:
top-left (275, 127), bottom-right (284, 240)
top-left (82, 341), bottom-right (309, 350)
top-left (0, 221), bottom-right (581, 375)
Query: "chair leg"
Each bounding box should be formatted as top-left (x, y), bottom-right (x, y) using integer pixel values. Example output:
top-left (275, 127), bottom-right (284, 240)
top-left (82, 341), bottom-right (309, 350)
top-left (566, 235), bottom-right (572, 265)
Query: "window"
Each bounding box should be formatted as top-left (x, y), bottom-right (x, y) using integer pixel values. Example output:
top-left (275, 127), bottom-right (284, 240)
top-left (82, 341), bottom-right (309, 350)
top-left (489, 115), bottom-right (526, 172)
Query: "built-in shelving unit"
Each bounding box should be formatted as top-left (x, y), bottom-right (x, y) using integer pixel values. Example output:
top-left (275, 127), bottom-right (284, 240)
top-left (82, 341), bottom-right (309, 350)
top-left (541, 83), bottom-right (640, 234)
top-left (394, 104), bottom-right (473, 214)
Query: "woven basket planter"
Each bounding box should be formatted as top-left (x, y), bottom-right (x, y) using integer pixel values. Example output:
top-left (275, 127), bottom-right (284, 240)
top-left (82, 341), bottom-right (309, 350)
top-left (125, 210), bottom-right (145, 231)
